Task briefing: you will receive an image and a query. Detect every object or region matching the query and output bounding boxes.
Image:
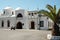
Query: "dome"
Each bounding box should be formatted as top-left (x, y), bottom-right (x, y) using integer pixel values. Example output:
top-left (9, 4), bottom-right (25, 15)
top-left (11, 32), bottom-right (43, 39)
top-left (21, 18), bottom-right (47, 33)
top-left (4, 7), bottom-right (12, 9)
top-left (15, 7), bottom-right (24, 10)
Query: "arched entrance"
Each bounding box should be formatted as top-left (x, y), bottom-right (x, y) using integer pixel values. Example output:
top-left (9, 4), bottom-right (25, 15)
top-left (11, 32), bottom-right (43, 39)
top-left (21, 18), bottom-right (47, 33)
top-left (31, 21), bottom-right (35, 29)
top-left (16, 22), bottom-right (22, 29)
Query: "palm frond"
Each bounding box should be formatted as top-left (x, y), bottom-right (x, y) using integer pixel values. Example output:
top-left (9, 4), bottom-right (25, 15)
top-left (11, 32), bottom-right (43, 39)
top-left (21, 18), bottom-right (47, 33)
top-left (54, 5), bottom-right (56, 14)
top-left (53, 5), bottom-right (57, 17)
top-left (57, 9), bottom-right (60, 17)
top-left (46, 5), bottom-right (53, 13)
top-left (46, 5), bottom-right (57, 21)
top-left (47, 5), bottom-right (56, 17)
top-left (38, 10), bottom-right (55, 22)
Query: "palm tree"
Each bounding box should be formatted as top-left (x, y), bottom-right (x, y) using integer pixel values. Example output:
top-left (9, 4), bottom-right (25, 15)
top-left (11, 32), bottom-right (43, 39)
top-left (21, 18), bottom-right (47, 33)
top-left (38, 5), bottom-right (60, 36)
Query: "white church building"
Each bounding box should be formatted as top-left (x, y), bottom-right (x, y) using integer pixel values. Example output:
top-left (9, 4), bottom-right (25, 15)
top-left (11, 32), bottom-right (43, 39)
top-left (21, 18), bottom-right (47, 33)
top-left (0, 7), bottom-right (51, 30)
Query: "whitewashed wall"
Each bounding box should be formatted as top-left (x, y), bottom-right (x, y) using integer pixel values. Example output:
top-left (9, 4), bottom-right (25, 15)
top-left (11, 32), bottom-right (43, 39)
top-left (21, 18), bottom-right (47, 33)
top-left (39, 16), bottom-right (48, 30)
top-left (0, 7), bottom-right (49, 30)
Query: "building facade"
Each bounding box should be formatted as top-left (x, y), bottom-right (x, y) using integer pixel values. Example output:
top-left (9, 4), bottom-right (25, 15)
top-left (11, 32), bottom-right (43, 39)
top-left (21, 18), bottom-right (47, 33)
top-left (0, 7), bottom-right (49, 30)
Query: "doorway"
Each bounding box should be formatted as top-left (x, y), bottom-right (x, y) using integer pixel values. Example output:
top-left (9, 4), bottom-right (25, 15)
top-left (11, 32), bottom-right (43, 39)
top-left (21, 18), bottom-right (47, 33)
top-left (16, 22), bottom-right (22, 29)
top-left (31, 21), bottom-right (35, 29)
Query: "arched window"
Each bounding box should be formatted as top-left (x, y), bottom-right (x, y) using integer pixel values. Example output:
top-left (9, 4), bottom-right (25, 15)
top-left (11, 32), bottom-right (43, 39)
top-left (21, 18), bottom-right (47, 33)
top-left (17, 13), bottom-right (23, 17)
top-left (2, 20), bottom-right (4, 27)
top-left (7, 20), bottom-right (10, 27)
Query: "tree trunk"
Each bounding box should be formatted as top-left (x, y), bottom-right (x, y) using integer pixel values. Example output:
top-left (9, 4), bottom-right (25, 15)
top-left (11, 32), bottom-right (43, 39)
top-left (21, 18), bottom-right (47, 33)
top-left (52, 23), bottom-right (60, 36)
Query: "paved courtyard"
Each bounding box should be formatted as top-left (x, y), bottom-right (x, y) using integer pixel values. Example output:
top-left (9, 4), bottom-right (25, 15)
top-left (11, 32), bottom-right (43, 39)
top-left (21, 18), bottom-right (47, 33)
top-left (0, 29), bottom-right (51, 40)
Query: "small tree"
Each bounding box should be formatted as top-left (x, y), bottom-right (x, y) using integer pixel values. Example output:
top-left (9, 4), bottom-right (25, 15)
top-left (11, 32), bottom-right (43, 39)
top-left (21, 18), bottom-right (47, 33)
top-left (38, 5), bottom-right (60, 36)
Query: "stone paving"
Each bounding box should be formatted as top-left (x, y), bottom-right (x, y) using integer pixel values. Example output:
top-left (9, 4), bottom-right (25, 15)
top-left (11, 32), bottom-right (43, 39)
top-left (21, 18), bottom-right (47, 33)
top-left (0, 29), bottom-right (51, 40)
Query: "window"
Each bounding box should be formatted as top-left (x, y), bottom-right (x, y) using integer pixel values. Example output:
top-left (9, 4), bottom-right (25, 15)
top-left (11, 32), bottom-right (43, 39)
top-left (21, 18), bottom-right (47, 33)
top-left (7, 20), bottom-right (10, 27)
top-left (28, 13), bottom-right (30, 15)
top-left (39, 21), bottom-right (44, 27)
top-left (12, 12), bottom-right (14, 15)
top-left (38, 14), bottom-right (42, 17)
top-left (2, 20), bottom-right (4, 27)
top-left (4, 11), bottom-right (5, 14)
top-left (17, 13), bottom-right (23, 17)
top-left (47, 17), bottom-right (48, 19)
top-left (34, 13), bottom-right (37, 14)
top-left (32, 13), bottom-right (33, 16)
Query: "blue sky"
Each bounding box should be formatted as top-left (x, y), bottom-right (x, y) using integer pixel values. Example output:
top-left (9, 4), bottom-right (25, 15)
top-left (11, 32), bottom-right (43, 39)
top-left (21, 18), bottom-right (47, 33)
top-left (0, 0), bottom-right (60, 11)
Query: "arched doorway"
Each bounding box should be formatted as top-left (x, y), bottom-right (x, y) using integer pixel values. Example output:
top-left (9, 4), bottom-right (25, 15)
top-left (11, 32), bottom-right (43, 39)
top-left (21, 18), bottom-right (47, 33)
top-left (31, 21), bottom-right (35, 29)
top-left (16, 22), bottom-right (22, 29)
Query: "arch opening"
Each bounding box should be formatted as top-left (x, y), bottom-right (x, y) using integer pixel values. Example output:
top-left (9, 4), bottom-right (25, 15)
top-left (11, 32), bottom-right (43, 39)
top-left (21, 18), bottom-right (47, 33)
top-left (16, 22), bottom-right (22, 29)
top-left (17, 13), bottom-right (23, 17)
